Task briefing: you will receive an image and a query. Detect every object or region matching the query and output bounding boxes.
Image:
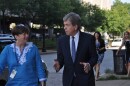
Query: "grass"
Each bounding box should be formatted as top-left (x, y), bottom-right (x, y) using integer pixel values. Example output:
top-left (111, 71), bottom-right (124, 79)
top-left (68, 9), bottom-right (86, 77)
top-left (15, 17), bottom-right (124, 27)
top-left (98, 68), bottom-right (130, 80)
top-left (45, 38), bottom-right (57, 49)
top-left (99, 74), bottom-right (130, 80)
top-left (99, 75), bottom-right (118, 80)
top-left (30, 38), bottom-right (57, 50)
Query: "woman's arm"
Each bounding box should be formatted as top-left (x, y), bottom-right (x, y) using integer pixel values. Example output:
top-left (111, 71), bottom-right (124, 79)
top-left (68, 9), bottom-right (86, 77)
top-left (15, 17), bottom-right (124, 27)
top-left (34, 45), bottom-right (47, 84)
top-left (116, 39), bottom-right (125, 55)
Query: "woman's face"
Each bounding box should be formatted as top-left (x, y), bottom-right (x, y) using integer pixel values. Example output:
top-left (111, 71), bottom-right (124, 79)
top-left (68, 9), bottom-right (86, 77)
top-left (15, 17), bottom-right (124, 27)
top-left (15, 33), bottom-right (29, 43)
top-left (124, 32), bottom-right (129, 39)
top-left (95, 33), bottom-right (99, 39)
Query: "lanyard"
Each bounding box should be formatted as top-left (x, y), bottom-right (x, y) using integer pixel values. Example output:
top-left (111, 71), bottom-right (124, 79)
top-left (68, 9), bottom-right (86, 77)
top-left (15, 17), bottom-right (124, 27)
top-left (14, 43), bottom-right (25, 64)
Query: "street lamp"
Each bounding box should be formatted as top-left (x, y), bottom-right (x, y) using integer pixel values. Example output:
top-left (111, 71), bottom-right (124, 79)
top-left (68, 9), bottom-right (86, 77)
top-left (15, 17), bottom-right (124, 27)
top-left (41, 25), bottom-right (46, 52)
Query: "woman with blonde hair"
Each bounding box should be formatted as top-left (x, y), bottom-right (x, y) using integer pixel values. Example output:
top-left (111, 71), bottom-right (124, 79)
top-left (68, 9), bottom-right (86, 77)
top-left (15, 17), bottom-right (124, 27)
top-left (116, 31), bottom-right (130, 77)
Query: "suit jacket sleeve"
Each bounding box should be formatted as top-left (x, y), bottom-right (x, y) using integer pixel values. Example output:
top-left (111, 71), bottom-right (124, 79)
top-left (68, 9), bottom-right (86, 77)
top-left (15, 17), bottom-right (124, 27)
top-left (88, 35), bottom-right (98, 67)
top-left (34, 45), bottom-right (47, 81)
top-left (57, 37), bottom-right (64, 69)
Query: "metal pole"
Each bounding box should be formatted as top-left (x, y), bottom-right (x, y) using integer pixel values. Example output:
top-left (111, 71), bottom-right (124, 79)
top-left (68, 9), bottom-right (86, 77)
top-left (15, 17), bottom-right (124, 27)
top-left (42, 26), bottom-right (46, 52)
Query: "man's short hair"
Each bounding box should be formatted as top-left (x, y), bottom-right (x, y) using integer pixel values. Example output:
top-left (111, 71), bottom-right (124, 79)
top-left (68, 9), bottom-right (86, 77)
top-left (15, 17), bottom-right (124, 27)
top-left (63, 12), bottom-right (81, 30)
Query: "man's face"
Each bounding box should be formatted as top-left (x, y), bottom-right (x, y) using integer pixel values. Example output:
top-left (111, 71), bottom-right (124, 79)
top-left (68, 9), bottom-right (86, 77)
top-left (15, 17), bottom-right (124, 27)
top-left (63, 20), bottom-right (77, 36)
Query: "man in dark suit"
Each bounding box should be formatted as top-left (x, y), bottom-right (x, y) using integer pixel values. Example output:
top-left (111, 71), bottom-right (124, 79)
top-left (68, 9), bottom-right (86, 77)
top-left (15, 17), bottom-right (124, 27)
top-left (54, 12), bottom-right (98, 86)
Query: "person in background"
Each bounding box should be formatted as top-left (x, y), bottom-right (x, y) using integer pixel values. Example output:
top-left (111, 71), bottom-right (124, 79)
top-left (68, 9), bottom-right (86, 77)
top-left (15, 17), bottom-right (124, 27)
top-left (54, 12), bottom-right (98, 86)
top-left (104, 32), bottom-right (110, 48)
top-left (0, 24), bottom-right (47, 86)
top-left (93, 31), bottom-right (106, 80)
top-left (116, 31), bottom-right (130, 77)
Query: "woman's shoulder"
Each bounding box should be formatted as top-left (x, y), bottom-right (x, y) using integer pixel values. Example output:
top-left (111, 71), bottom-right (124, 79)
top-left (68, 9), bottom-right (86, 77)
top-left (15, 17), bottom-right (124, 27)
top-left (26, 42), bottom-right (35, 48)
top-left (27, 42), bottom-right (38, 49)
top-left (4, 43), bottom-right (14, 49)
top-left (0, 43), bottom-right (14, 53)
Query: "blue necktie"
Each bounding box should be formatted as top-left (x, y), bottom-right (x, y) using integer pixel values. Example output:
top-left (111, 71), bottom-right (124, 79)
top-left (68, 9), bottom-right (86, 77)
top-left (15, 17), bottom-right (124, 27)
top-left (72, 37), bottom-right (76, 62)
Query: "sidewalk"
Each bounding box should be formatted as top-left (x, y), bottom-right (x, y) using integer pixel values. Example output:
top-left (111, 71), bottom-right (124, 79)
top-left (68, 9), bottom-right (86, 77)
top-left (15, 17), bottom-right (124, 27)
top-left (46, 73), bottom-right (130, 86)
top-left (96, 80), bottom-right (130, 86)
top-left (96, 73), bottom-right (130, 86)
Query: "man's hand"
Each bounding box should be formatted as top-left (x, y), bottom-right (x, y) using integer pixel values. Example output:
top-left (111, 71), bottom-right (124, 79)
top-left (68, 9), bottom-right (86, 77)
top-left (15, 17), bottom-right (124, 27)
top-left (80, 62), bottom-right (91, 73)
top-left (53, 59), bottom-right (60, 72)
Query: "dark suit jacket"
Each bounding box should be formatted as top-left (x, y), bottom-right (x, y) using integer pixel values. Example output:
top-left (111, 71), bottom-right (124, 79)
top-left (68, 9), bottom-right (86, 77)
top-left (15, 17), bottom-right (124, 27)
top-left (57, 32), bottom-right (98, 86)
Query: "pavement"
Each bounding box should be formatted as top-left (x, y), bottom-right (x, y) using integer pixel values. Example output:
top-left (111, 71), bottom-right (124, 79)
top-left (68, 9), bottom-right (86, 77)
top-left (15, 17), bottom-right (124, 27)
top-left (96, 80), bottom-right (130, 86)
top-left (42, 50), bottom-right (130, 86)
top-left (45, 72), bottom-right (130, 86)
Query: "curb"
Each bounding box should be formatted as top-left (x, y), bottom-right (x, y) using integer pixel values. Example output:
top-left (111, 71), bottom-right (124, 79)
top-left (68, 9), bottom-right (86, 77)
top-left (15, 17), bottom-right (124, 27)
top-left (98, 73), bottom-right (130, 80)
top-left (39, 50), bottom-right (57, 55)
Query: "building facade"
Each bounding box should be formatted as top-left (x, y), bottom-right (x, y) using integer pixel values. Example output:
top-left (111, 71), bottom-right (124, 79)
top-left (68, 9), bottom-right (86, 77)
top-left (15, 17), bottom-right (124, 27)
top-left (80, 0), bottom-right (111, 10)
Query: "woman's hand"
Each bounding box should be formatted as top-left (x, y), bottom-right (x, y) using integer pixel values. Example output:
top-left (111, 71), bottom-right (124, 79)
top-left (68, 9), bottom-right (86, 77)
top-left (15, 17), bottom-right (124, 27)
top-left (116, 51), bottom-right (118, 55)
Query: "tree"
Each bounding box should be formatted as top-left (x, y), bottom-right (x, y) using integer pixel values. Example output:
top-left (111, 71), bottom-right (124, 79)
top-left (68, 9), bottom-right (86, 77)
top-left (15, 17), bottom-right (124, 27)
top-left (101, 0), bottom-right (130, 35)
top-left (82, 3), bottom-right (106, 31)
top-left (66, 1), bottom-right (106, 32)
top-left (37, 0), bottom-right (73, 27)
top-left (0, 0), bottom-right (18, 33)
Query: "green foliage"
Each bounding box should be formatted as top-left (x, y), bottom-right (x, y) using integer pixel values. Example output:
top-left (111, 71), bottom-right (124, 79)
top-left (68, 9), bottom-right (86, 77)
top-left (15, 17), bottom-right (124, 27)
top-left (99, 74), bottom-right (130, 80)
top-left (66, 1), bottom-right (106, 32)
top-left (99, 75), bottom-right (118, 80)
top-left (45, 38), bottom-right (57, 49)
top-left (0, 0), bottom-right (106, 33)
top-left (0, 0), bottom-right (129, 35)
top-left (0, 0), bottom-right (19, 16)
top-left (29, 0), bottom-right (73, 26)
top-left (30, 38), bottom-right (56, 50)
top-left (0, 0), bottom-right (73, 26)
top-left (81, 3), bottom-right (106, 31)
top-left (101, 0), bottom-right (130, 35)
top-left (106, 75), bottom-right (118, 80)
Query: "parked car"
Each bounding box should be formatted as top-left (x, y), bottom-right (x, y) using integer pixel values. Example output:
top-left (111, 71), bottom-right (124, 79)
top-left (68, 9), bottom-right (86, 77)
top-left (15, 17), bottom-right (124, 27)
top-left (111, 38), bottom-right (122, 47)
top-left (0, 34), bottom-right (15, 52)
top-left (0, 34), bottom-right (15, 42)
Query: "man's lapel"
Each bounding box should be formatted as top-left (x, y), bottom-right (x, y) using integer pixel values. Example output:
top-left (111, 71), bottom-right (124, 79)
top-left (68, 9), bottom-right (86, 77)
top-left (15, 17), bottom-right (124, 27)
top-left (65, 32), bottom-right (84, 63)
top-left (75, 32), bottom-right (83, 61)
top-left (65, 36), bottom-right (72, 61)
